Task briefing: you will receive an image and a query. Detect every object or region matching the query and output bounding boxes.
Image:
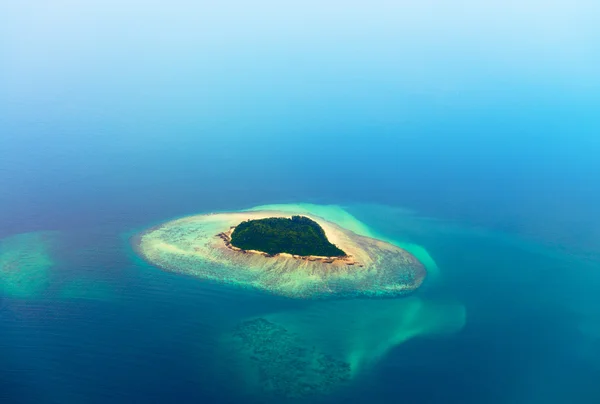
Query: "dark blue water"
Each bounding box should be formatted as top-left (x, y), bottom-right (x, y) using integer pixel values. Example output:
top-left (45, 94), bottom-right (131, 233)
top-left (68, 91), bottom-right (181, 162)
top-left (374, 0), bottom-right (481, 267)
top-left (2, 1), bottom-right (600, 403)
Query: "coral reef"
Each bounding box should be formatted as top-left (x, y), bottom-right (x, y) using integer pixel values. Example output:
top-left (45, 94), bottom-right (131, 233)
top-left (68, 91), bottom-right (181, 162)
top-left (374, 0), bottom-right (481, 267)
top-left (229, 317), bottom-right (351, 398)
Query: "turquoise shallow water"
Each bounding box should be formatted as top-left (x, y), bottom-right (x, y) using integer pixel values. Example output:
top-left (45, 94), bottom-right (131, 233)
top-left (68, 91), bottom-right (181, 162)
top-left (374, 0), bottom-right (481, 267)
top-left (1, 202), bottom-right (598, 403)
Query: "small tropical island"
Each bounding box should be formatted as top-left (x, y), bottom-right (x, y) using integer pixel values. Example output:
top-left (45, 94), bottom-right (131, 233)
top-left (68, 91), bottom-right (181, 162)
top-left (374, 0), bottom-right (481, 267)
top-left (133, 209), bottom-right (427, 299)
top-left (230, 216), bottom-right (346, 257)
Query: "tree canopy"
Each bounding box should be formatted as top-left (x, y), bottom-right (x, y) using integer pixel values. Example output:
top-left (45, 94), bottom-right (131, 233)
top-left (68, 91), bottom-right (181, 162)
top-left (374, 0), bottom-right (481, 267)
top-left (230, 216), bottom-right (347, 257)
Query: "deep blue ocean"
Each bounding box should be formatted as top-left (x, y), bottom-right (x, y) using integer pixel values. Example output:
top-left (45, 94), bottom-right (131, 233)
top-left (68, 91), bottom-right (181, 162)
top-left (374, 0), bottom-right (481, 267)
top-left (1, 2), bottom-right (600, 403)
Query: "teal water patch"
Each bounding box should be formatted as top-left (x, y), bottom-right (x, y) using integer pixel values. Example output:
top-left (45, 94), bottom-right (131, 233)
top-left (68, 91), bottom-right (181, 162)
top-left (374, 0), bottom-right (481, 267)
top-left (0, 232), bottom-right (58, 299)
top-left (57, 278), bottom-right (116, 302)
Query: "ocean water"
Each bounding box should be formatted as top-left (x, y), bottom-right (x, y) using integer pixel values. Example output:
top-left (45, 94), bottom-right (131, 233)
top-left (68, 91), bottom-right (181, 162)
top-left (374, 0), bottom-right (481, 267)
top-left (1, 202), bottom-right (598, 403)
top-left (2, 1), bottom-right (600, 403)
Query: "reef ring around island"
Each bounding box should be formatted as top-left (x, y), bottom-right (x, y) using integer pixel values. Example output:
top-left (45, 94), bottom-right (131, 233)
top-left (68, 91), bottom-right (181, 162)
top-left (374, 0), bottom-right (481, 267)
top-left (133, 210), bottom-right (426, 299)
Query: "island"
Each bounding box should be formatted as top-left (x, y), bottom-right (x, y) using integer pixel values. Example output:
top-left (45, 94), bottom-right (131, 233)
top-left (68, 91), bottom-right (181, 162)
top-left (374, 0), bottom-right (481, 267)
top-left (133, 209), bottom-right (427, 299)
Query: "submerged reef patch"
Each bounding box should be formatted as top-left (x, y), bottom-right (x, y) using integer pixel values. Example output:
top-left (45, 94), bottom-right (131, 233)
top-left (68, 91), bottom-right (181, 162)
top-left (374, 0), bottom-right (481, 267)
top-left (226, 317), bottom-right (351, 399)
top-left (134, 209), bottom-right (426, 299)
top-left (0, 232), bottom-right (57, 299)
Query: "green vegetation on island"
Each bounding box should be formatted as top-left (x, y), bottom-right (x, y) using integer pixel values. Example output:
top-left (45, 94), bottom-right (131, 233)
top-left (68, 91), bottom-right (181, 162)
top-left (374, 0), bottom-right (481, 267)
top-left (230, 216), bottom-right (347, 257)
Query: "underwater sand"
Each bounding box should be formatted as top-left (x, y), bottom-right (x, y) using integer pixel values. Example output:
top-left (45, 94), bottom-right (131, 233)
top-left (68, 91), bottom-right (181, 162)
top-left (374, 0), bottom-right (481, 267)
top-left (0, 232), bottom-right (58, 299)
